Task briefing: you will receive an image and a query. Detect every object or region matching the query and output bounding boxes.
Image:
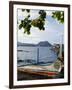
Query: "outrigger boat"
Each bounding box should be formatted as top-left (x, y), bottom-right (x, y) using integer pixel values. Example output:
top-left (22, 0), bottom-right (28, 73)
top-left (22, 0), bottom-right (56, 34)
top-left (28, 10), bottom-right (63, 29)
top-left (18, 44), bottom-right (64, 77)
top-left (17, 59), bottom-right (63, 77)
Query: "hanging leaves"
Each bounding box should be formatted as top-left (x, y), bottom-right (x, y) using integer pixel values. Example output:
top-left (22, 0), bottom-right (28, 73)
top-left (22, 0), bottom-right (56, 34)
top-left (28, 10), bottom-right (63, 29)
top-left (22, 9), bottom-right (30, 13)
top-left (39, 10), bottom-right (46, 20)
top-left (19, 9), bottom-right (64, 35)
top-left (31, 18), bottom-right (45, 30)
top-left (52, 11), bottom-right (64, 23)
top-left (19, 9), bottom-right (46, 34)
top-left (19, 15), bottom-right (31, 34)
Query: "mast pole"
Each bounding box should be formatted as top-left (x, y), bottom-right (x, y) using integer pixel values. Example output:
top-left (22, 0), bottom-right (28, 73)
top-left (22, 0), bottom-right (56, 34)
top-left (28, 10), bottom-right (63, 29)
top-left (37, 47), bottom-right (39, 64)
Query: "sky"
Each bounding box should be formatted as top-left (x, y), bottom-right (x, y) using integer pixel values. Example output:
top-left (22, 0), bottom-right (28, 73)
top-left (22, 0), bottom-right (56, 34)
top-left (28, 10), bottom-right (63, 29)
top-left (17, 9), bottom-right (64, 45)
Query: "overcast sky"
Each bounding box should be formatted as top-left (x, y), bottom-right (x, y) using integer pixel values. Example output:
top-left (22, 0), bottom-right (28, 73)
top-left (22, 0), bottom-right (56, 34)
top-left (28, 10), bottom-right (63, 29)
top-left (17, 9), bottom-right (64, 45)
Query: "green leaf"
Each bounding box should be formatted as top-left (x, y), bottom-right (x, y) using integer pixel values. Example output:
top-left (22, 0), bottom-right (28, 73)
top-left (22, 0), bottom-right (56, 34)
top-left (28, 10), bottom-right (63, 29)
top-left (19, 24), bottom-right (23, 29)
top-left (52, 11), bottom-right (64, 24)
top-left (22, 9), bottom-right (25, 12)
top-left (26, 9), bottom-right (30, 13)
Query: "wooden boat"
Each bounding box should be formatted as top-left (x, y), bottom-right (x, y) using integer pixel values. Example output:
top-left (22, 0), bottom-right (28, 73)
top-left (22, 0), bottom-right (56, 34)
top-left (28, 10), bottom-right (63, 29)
top-left (17, 45), bottom-right (64, 77)
top-left (17, 63), bottom-right (61, 77)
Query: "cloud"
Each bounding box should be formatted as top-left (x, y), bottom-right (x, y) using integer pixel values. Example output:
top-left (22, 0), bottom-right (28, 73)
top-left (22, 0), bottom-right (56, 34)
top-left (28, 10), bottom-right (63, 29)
top-left (46, 11), bottom-right (53, 16)
top-left (18, 9), bottom-right (40, 21)
top-left (18, 9), bottom-right (29, 20)
top-left (29, 10), bottom-right (40, 20)
top-left (18, 9), bottom-right (53, 21)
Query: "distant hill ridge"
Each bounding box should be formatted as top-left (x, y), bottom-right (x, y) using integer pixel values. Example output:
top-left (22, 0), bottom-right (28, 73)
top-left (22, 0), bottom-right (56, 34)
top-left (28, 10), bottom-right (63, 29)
top-left (38, 41), bottom-right (51, 46)
top-left (17, 41), bottom-right (52, 47)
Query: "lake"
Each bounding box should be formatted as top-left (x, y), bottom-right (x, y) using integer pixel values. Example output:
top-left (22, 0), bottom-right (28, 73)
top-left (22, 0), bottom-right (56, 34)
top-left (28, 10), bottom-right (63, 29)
top-left (17, 46), bottom-right (57, 66)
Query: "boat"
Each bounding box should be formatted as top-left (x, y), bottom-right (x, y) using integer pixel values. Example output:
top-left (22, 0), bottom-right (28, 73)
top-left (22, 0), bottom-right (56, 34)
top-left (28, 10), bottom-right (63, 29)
top-left (17, 44), bottom-right (64, 77)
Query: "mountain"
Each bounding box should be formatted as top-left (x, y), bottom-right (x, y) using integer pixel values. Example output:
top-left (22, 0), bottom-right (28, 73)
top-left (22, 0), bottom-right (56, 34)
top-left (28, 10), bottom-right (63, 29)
top-left (17, 42), bottom-right (36, 46)
top-left (17, 41), bottom-right (52, 47)
top-left (37, 41), bottom-right (52, 47)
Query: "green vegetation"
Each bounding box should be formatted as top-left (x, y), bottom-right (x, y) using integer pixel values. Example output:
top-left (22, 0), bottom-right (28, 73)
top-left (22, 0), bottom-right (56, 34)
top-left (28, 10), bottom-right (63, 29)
top-left (52, 11), bottom-right (64, 23)
top-left (19, 9), bottom-right (64, 35)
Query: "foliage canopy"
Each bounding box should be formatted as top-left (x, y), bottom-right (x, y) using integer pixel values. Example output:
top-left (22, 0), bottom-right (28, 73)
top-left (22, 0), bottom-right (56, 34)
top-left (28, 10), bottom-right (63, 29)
top-left (18, 9), bottom-right (64, 35)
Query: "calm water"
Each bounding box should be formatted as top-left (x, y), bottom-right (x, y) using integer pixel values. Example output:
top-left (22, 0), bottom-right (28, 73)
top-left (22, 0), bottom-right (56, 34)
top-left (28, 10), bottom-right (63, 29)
top-left (17, 46), bottom-right (57, 66)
